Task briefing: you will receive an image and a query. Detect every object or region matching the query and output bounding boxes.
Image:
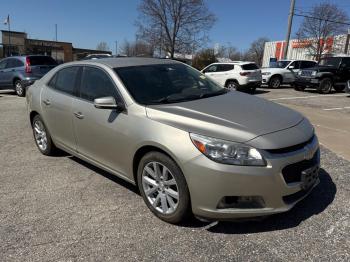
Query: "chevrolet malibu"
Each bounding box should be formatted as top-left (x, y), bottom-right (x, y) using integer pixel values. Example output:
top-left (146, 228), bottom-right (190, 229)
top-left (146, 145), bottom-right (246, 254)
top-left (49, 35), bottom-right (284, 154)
top-left (26, 58), bottom-right (320, 224)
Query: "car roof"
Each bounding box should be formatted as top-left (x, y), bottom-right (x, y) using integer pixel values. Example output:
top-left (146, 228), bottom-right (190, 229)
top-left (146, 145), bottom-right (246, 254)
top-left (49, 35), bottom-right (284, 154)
top-left (210, 61), bottom-right (256, 65)
top-left (72, 57), bottom-right (182, 68)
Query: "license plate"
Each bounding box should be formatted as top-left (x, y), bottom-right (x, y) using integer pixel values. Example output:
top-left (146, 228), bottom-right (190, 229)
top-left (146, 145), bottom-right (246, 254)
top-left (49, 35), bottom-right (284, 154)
top-left (301, 165), bottom-right (319, 190)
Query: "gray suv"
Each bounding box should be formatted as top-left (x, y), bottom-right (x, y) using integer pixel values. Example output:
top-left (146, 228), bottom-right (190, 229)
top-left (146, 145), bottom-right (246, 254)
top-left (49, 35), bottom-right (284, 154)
top-left (0, 55), bottom-right (57, 96)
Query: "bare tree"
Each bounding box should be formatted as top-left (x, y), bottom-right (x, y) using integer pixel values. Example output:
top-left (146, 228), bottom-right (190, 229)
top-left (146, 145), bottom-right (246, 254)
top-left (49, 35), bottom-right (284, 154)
top-left (136, 0), bottom-right (216, 58)
top-left (96, 42), bottom-right (110, 51)
top-left (296, 3), bottom-right (349, 61)
top-left (192, 48), bottom-right (216, 70)
top-left (245, 37), bottom-right (269, 66)
top-left (119, 39), bottom-right (154, 57)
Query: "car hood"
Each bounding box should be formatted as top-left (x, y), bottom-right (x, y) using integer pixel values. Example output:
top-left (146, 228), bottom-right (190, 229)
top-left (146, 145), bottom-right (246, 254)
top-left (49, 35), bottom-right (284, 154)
top-left (146, 91), bottom-right (305, 147)
top-left (261, 68), bottom-right (286, 73)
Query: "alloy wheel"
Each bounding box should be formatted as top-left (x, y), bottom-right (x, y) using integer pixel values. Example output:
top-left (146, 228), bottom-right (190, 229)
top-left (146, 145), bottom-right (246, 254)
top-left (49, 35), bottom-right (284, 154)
top-left (15, 81), bottom-right (24, 96)
top-left (142, 161), bottom-right (179, 215)
top-left (226, 81), bottom-right (238, 90)
top-left (33, 120), bottom-right (48, 151)
top-left (271, 77), bottom-right (281, 88)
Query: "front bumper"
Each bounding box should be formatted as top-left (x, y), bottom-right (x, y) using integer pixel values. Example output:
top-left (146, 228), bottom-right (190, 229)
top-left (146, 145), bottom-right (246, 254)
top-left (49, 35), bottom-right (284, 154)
top-left (262, 75), bottom-right (271, 84)
top-left (295, 77), bottom-right (319, 88)
top-left (182, 135), bottom-right (320, 220)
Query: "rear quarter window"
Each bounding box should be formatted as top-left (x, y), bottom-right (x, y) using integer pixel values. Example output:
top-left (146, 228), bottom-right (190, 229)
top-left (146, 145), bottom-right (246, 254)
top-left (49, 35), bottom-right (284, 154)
top-left (241, 63), bottom-right (259, 70)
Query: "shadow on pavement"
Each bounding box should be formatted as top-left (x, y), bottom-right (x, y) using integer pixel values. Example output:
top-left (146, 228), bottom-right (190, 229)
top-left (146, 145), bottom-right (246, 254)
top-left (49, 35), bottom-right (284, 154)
top-left (206, 168), bottom-right (336, 234)
top-left (253, 89), bottom-right (270, 95)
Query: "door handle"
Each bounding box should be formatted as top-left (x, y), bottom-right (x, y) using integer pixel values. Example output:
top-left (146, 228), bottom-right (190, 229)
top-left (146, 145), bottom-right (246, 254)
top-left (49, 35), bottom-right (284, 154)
top-left (42, 99), bottom-right (51, 106)
top-left (74, 112), bottom-right (84, 119)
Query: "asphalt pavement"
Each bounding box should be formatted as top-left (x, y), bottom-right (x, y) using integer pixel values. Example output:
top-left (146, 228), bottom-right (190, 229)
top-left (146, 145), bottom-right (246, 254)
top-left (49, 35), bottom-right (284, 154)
top-left (0, 90), bottom-right (349, 261)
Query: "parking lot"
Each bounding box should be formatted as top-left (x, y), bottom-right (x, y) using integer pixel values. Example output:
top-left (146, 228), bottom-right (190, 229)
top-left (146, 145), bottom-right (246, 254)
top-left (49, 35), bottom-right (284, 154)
top-left (0, 88), bottom-right (349, 261)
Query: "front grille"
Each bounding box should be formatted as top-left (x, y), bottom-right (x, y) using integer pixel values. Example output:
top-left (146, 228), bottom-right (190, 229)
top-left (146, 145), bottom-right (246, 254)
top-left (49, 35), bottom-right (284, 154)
top-left (281, 149), bottom-right (320, 184)
top-left (266, 135), bottom-right (314, 154)
top-left (300, 70), bottom-right (313, 77)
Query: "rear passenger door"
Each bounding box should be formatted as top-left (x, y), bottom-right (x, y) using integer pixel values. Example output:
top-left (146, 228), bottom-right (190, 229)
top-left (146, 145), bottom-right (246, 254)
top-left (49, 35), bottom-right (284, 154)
top-left (0, 60), bottom-right (8, 87)
top-left (41, 66), bottom-right (80, 151)
top-left (72, 66), bottom-right (129, 174)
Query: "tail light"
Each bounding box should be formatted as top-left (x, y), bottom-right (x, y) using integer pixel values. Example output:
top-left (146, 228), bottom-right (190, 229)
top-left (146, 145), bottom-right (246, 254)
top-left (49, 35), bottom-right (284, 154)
top-left (25, 57), bottom-right (32, 73)
top-left (240, 72), bottom-right (251, 76)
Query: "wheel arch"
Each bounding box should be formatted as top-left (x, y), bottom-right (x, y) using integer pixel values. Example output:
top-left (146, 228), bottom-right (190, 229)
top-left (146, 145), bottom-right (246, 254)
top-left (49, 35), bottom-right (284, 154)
top-left (224, 79), bottom-right (239, 87)
top-left (29, 111), bottom-right (40, 126)
top-left (132, 145), bottom-right (181, 185)
top-left (12, 77), bottom-right (21, 87)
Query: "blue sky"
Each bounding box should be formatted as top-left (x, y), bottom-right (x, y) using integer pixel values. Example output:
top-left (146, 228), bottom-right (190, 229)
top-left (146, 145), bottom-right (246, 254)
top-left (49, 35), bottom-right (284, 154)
top-left (1, 0), bottom-right (350, 53)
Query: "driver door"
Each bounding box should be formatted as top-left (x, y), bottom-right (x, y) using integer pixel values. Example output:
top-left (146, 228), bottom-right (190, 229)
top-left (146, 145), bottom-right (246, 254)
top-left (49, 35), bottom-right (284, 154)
top-left (72, 66), bottom-right (129, 174)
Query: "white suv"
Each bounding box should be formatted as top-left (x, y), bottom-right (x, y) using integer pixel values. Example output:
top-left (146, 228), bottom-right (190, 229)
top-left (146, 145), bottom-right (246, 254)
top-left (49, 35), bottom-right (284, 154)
top-left (261, 60), bottom-right (317, 88)
top-left (202, 62), bottom-right (262, 93)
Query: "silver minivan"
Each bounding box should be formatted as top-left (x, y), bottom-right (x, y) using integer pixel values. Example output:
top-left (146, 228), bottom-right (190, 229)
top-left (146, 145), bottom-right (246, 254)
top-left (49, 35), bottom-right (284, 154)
top-left (26, 58), bottom-right (320, 224)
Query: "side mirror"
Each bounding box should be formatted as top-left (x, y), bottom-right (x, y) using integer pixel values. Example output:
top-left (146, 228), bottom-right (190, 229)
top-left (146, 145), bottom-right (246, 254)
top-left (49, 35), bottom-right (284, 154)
top-left (288, 66), bottom-right (295, 70)
top-left (94, 96), bottom-right (125, 111)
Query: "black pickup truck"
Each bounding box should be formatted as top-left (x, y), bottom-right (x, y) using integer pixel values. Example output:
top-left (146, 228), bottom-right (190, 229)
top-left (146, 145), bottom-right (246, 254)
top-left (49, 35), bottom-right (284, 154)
top-left (294, 56), bottom-right (350, 94)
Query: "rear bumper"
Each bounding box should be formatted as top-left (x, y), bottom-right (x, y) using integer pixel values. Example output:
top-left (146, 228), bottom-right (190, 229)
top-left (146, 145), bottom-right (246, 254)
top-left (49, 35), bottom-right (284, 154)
top-left (239, 81), bottom-right (262, 89)
top-left (21, 78), bottom-right (39, 89)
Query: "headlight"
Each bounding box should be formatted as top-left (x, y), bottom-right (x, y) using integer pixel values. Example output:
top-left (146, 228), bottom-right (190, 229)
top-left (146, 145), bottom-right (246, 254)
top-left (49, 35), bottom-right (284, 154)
top-left (190, 133), bottom-right (266, 166)
top-left (311, 71), bottom-right (317, 76)
top-left (261, 72), bottom-right (271, 76)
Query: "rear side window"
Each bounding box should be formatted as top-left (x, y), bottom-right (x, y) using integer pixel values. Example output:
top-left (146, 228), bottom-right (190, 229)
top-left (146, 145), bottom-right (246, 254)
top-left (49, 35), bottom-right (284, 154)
top-left (218, 64), bottom-right (234, 71)
top-left (241, 63), bottom-right (259, 70)
top-left (6, 58), bottom-right (24, 68)
top-left (51, 67), bottom-right (79, 95)
top-left (79, 67), bottom-right (118, 102)
top-left (28, 56), bottom-right (57, 66)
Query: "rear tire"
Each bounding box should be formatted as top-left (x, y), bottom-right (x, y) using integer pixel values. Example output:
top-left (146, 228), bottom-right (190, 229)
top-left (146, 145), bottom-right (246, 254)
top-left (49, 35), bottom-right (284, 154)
top-left (269, 76), bottom-right (282, 88)
top-left (318, 78), bottom-right (332, 94)
top-left (14, 80), bottom-right (25, 97)
top-left (32, 115), bottom-right (57, 156)
top-left (137, 152), bottom-right (191, 224)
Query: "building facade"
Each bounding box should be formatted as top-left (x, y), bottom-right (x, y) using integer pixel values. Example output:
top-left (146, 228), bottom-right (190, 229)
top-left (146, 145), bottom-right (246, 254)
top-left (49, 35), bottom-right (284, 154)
top-left (262, 34), bottom-right (350, 67)
top-left (1, 30), bottom-right (111, 63)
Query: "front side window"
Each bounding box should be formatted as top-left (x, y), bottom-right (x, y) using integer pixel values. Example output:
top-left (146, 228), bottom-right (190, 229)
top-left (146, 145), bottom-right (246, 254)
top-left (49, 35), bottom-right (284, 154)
top-left (52, 67), bottom-right (79, 95)
top-left (115, 63), bottom-right (226, 105)
top-left (80, 67), bottom-right (118, 102)
top-left (319, 57), bottom-right (342, 67)
top-left (205, 65), bottom-right (219, 73)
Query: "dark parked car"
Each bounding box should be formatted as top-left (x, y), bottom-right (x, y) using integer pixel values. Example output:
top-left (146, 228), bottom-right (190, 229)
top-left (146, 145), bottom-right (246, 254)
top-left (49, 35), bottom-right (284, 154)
top-left (294, 56), bottom-right (350, 94)
top-left (0, 55), bottom-right (57, 96)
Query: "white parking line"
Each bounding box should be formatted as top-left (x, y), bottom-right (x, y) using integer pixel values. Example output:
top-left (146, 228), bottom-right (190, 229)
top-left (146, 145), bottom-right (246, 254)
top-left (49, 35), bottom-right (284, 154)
top-left (323, 106), bottom-right (350, 111)
top-left (269, 94), bottom-right (348, 101)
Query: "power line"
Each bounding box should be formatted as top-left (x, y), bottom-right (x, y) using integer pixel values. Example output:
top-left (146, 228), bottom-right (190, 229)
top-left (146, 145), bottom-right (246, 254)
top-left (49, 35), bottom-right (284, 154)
top-left (294, 13), bottom-right (350, 26)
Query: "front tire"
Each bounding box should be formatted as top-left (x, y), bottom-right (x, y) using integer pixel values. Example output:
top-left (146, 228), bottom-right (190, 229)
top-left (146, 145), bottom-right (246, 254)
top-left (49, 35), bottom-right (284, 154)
top-left (269, 76), bottom-right (282, 88)
top-left (137, 152), bottom-right (191, 224)
top-left (318, 78), bottom-right (332, 94)
top-left (14, 80), bottom-right (25, 97)
top-left (226, 80), bottom-right (240, 91)
top-left (32, 115), bottom-right (57, 156)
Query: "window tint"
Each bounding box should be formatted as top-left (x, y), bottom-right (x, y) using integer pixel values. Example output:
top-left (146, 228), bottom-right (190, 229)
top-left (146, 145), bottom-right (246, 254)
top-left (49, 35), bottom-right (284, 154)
top-left (241, 63), bottom-right (259, 70)
top-left (205, 65), bottom-right (219, 73)
top-left (218, 64), bottom-right (234, 71)
top-left (6, 59), bottom-right (24, 68)
top-left (0, 60), bottom-right (7, 70)
top-left (80, 67), bottom-right (118, 102)
top-left (341, 58), bottom-right (350, 67)
top-left (53, 67), bottom-right (79, 95)
top-left (28, 56), bottom-right (57, 66)
top-left (300, 61), bottom-right (316, 69)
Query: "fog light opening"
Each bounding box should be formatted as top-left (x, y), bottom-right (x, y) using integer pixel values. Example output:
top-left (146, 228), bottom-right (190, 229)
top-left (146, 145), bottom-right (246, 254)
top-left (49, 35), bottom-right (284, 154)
top-left (217, 196), bottom-right (265, 209)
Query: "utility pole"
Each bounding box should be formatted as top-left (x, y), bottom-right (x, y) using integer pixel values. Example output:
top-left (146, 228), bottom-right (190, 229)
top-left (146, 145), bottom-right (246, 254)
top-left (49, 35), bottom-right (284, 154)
top-left (283, 0), bottom-right (295, 59)
top-left (55, 24), bottom-right (58, 60)
top-left (345, 28), bottom-right (350, 55)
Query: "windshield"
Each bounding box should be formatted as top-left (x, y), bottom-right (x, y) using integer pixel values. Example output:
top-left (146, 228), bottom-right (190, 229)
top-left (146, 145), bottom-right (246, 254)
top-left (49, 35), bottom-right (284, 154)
top-left (270, 60), bottom-right (291, 68)
top-left (115, 63), bottom-right (227, 105)
top-left (319, 57), bottom-right (342, 67)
